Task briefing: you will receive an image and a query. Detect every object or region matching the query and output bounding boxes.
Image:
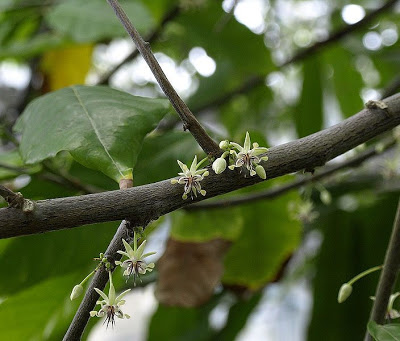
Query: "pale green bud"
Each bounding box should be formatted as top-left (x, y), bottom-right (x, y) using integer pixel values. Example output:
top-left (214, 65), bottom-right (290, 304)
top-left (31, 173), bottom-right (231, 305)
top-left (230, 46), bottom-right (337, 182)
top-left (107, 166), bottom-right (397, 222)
top-left (70, 284), bottom-right (84, 301)
top-left (219, 140), bottom-right (230, 150)
top-left (320, 190), bottom-right (332, 205)
top-left (255, 165), bottom-right (266, 179)
top-left (338, 283), bottom-right (353, 303)
top-left (212, 158), bottom-right (227, 174)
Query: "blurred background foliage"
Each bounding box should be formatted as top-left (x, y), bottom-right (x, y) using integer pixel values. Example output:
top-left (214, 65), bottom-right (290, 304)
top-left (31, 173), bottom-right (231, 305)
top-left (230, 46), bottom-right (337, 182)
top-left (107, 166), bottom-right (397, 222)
top-left (1, 0), bottom-right (400, 340)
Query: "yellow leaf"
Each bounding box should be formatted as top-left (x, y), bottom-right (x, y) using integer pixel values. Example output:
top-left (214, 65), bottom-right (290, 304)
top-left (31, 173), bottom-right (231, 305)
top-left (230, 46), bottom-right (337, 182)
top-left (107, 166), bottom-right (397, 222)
top-left (41, 44), bottom-right (93, 91)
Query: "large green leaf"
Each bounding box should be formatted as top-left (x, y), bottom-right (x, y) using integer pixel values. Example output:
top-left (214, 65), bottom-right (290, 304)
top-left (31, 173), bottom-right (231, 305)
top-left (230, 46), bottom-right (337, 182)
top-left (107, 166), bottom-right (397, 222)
top-left (0, 149), bottom-right (40, 180)
top-left (213, 293), bottom-right (262, 340)
top-left (171, 208), bottom-right (243, 242)
top-left (223, 194), bottom-right (301, 289)
top-left (45, 0), bottom-right (155, 43)
top-left (308, 194), bottom-right (398, 341)
top-left (14, 85), bottom-right (170, 182)
top-left (0, 273), bottom-right (78, 340)
top-left (0, 33), bottom-right (66, 59)
top-left (148, 296), bottom-right (220, 341)
top-left (133, 131), bottom-right (199, 186)
top-left (368, 321), bottom-right (400, 341)
top-left (294, 56), bottom-right (324, 138)
top-left (324, 46), bottom-right (363, 118)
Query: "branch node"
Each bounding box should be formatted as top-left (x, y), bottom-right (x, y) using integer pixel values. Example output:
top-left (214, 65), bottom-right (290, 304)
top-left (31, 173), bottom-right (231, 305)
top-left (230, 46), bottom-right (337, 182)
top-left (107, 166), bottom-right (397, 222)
top-left (365, 100), bottom-right (391, 116)
top-left (0, 185), bottom-right (35, 212)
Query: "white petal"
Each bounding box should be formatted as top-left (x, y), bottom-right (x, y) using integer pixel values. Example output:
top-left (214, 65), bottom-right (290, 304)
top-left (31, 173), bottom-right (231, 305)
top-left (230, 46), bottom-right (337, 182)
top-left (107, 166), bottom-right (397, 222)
top-left (94, 288), bottom-right (109, 302)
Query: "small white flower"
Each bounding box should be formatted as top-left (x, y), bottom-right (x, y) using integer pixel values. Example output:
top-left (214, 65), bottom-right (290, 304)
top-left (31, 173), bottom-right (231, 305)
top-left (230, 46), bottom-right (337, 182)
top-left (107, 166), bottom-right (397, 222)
top-left (371, 292), bottom-right (400, 320)
top-left (90, 272), bottom-right (131, 328)
top-left (171, 156), bottom-right (209, 200)
top-left (115, 236), bottom-right (156, 286)
top-left (228, 132), bottom-right (268, 178)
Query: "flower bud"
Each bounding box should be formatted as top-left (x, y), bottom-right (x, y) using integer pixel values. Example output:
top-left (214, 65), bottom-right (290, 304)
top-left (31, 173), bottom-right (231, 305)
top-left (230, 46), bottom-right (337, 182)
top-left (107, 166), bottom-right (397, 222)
top-left (212, 158), bottom-right (227, 174)
top-left (255, 165), bottom-right (266, 179)
top-left (70, 284), bottom-right (84, 301)
top-left (320, 190), bottom-right (332, 205)
top-left (338, 283), bottom-right (353, 303)
top-left (219, 140), bottom-right (230, 150)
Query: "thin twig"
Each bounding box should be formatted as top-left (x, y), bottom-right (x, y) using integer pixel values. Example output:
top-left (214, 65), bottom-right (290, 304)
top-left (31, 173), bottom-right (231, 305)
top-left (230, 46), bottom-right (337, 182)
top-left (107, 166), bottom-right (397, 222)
top-left (96, 5), bottom-right (180, 85)
top-left (107, 0), bottom-right (221, 157)
top-left (186, 138), bottom-right (396, 210)
top-left (364, 197), bottom-right (400, 340)
top-left (63, 220), bottom-right (130, 341)
top-left (281, 0), bottom-right (399, 66)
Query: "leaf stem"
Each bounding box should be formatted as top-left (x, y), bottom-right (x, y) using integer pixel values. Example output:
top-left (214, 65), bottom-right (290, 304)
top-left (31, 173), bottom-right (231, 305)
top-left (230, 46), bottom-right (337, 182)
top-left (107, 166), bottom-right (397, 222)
top-left (348, 266), bottom-right (383, 286)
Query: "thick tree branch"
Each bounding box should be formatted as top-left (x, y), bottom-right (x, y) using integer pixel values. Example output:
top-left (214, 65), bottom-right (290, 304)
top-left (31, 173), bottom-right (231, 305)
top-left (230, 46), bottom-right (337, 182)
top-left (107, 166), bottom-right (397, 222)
top-left (364, 197), bottom-right (400, 341)
top-left (1, 94), bottom-right (400, 239)
top-left (63, 220), bottom-right (129, 341)
top-left (281, 0), bottom-right (399, 66)
top-left (186, 137), bottom-right (396, 210)
top-left (107, 0), bottom-right (220, 157)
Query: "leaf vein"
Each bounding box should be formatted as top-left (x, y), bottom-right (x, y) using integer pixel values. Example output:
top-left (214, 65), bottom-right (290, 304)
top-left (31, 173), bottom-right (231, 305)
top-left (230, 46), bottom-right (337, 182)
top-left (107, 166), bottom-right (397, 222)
top-left (71, 86), bottom-right (123, 178)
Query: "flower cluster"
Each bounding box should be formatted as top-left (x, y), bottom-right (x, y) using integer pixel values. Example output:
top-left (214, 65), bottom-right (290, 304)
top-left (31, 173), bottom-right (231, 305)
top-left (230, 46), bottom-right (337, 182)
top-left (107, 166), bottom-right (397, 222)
top-left (71, 231), bottom-right (157, 329)
top-left (213, 132), bottom-right (268, 179)
top-left (171, 155), bottom-right (209, 200)
top-left (171, 132), bottom-right (268, 200)
top-left (90, 272), bottom-right (131, 328)
top-left (115, 238), bottom-right (156, 285)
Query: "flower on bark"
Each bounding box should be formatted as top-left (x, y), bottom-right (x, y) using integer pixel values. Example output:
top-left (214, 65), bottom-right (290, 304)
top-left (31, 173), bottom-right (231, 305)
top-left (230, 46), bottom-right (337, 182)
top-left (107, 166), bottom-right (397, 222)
top-left (171, 155), bottom-right (209, 200)
top-left (115, 237), bottom-right (156, 286)
top-left (370, 292), bottom-right (400, 320)
top-left (90, 272), bottom-right (131, 328)
top-left (228, 132), bottom-right (268, 179)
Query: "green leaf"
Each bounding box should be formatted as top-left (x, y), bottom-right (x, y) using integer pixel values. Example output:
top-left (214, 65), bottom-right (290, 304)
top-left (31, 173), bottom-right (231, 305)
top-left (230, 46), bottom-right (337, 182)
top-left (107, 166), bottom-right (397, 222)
top-left (0, 273), bottom-right (79, 340)
top-left (295, 56), bottom-right (323, 138)
top-left (324, 46), bottom-right (363, 118)
top-left (214, 293), bottom-right (262, 340)
top-left (14, 85), bottom-right (170, 182)
top-left (133, 131), bottom-right (199, 186)
top-left (170, 208), bottom-right (243, 242)
top-left (0, 222), bottom-right (117, 296)
top-left (0, 149), bottom-right (40, 180)
top-left (0, 33), bottom-right (66, 59)
top-left (45, 0), bottom-right (155, 43)
top-left (308, 194), bottom-right (398, 341)
top-left (148, 296), bottom-right (220, 341)
top-left (223, 194), bottom-right (301, 289)
top-left (173, 1), bottom-right (271, 74)
top-left (368, 321), bottom-right (400, 341)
